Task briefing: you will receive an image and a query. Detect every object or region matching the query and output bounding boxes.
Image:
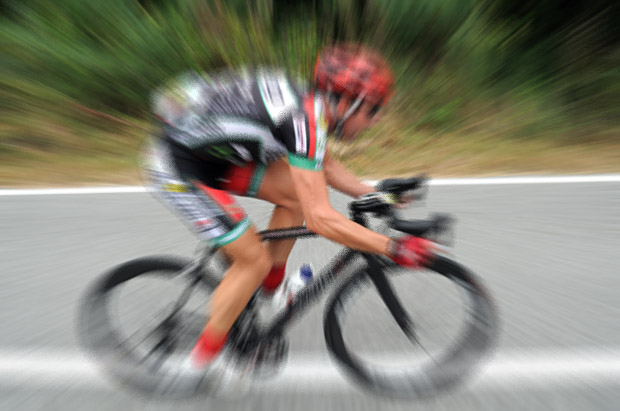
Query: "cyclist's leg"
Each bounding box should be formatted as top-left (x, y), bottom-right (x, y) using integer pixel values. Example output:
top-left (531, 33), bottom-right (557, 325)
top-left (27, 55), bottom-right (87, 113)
top-left (209, 228), bottom-right (271, 335)
top-left (173, 180), bottom-right (273, 364)
top-left (144, 143), bottom-right (272, 364)
top-left (255, 158), bottom-right (304, 263)
top-left (221, 157), bottom-right (304, 292)
top-left (191, 224), bottom-right (272, 366)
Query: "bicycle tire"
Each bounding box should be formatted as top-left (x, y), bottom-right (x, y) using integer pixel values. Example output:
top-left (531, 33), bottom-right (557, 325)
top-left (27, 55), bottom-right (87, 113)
top-left (76, 256), bottom-right (221, 397)
top-left (323, 255), bottom-right (499, 399)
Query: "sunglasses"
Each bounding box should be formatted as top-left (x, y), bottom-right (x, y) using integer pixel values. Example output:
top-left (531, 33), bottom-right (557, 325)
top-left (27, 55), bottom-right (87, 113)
top-left (367, 104), bottom-right (382, 118)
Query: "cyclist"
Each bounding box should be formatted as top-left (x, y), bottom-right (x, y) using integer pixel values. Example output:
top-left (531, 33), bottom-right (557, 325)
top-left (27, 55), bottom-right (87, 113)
top-left (143, 43), bottom-right (433, 374)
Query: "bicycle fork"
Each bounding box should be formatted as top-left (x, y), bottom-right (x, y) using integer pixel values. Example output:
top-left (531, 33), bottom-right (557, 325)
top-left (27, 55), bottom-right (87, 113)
top-left (363, 255), bottom-right (418, 342)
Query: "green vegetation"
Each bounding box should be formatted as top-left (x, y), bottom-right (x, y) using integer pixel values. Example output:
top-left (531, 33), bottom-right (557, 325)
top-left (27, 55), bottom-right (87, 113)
top-left (2, 0), bottom-right (619, 186)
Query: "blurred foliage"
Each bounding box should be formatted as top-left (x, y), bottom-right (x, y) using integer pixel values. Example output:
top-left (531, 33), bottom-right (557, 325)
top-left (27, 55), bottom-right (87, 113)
top-left (1, 0), bottom-right (619, 171)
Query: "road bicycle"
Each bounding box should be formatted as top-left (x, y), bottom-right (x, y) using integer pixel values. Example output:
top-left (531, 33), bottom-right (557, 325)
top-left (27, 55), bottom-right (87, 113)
top-left (77, 176), bottom-right (499, 399)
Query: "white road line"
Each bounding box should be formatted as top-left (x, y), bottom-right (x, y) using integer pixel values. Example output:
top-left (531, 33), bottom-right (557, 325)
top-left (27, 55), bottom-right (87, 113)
top-left (428, 174), bottom-right (620, 186)
top-left (0, 186), bottom-right (148, 196)
top-left (1, 174), bottom-right (619, 196)
top-left (0, 349), bottom-right (619, 392)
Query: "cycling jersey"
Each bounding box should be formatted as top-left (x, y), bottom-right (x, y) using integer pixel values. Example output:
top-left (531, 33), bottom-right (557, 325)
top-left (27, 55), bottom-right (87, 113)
top-left (144, 68), bottom-right (328, 247)
top-left (153, 68), bottom-right (328, 172)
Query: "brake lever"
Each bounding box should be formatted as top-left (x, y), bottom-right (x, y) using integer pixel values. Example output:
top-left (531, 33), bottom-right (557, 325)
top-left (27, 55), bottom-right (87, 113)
top-left (428, 213), bottom-right (456, 247)
top-left (376, 174), bottom-right (428, 195)
top-left (382, 207), bottom-right (456, 245)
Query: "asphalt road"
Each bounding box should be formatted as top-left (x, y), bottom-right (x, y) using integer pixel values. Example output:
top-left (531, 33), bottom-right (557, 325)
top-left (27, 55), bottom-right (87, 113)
top-left (1, 179), bottom-right (619, 410)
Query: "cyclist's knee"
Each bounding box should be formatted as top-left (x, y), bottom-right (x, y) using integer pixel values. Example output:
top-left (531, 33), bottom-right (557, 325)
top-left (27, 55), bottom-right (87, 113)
top-left (276, 194), bottom-right (303, 215)
top-left (237, 251), bottom-right (272, 282)
top-left (245, 246), bottom-right (272, 275)
top-left (225, 238), bottom-right (272, 278)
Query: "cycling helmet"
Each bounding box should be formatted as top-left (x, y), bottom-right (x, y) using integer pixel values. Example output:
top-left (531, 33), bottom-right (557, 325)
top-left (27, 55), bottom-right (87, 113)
top-left (314, 44), bottom-right (394, 137)
top-left (314, 43), bottom-right (394, 105)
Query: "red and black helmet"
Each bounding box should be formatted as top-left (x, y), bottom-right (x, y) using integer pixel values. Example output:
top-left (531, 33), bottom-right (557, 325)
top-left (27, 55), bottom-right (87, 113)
top-left (314, 43), bottom-right (395, 106)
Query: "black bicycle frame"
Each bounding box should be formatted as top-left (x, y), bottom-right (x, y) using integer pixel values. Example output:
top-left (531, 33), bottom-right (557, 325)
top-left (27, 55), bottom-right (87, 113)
top-left (191, 208), bottom-right (415, 353)
top-left (262, 246), bottom-right (359, 341)
top-left (250, 211), bottom-right (413, 343)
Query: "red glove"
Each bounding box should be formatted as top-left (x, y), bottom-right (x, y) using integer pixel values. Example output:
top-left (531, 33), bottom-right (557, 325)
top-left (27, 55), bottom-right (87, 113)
top-left (388, 236), bottom-right (434, 268)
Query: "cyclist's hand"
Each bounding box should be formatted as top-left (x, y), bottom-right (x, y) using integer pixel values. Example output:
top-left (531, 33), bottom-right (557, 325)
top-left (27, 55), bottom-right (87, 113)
top-left (387, 236), bottom-right (434, 268)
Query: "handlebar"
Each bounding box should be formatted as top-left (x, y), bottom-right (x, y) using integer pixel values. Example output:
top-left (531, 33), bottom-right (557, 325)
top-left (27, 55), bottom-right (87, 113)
top-left (375, 175), bottom-right (428, 195)
top-left (349, 175), bottom-right (454, 244)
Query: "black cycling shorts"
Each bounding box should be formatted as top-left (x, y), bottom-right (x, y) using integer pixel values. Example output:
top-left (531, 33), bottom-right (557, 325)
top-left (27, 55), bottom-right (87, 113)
top-left (142, 138), bottom-right (268, 247)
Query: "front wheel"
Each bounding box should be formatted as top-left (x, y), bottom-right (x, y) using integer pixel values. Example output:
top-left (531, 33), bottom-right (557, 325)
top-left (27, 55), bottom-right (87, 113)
top-left (323, 255), bottom-right (499, 399)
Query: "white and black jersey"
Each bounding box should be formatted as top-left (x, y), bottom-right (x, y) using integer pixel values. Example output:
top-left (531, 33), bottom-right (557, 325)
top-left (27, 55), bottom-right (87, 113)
top-left (152, 68), bottom-right (328, 173)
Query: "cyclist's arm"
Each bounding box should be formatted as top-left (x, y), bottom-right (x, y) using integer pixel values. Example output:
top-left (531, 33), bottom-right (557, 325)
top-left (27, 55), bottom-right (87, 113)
top-left (323, 149), bottom-right (375, 198)
top-left (289, 166), bottom-right (391, 255)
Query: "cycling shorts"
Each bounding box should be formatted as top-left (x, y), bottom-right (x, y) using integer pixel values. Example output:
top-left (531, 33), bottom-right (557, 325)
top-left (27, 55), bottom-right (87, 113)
top-left (143, 138), bottom-right (268, 247)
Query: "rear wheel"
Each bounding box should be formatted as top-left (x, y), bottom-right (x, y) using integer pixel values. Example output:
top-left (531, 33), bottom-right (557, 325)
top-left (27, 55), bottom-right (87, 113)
top-left (324, 255), bottom-right (499, 399)
top-left (77, 256), bottom-right (225, 397)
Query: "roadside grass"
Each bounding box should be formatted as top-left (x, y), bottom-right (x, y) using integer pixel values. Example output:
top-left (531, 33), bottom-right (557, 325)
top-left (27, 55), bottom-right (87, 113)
top-left (0, 152), bottom-right (143, 188)
top-left (1, 120), bottom-right (618, 188)
top-left (336, 132), bottom-right (620, 179)
top-left (3, 0), bottom-right (618, 187)
top-left (330, 104), bottom-right (620, 178)
top-left (0, 116), bottom-right (148, 187)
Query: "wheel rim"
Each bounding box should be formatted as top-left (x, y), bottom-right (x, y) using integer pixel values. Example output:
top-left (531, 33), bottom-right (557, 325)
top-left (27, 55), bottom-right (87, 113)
top-left (78, 257), bottom-right (220, 396)
top-left (324, 256), bottom-right (499, 399)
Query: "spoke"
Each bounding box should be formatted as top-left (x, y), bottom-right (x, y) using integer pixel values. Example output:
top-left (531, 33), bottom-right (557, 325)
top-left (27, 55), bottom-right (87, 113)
top-left (165, 310), bottom-right (206, 352)
top-left (142, 337), bottom-right (171, 371)
top-left (121, 304), bottom-right (175, 354)
top-left (166, 279), bottom-right (201, 320)
top-left (132, 309), bottom-right (206, 372)
top-left (123, 278), bottom-right (204, 349)
top-left (116, 287), bottom-right (210, 375)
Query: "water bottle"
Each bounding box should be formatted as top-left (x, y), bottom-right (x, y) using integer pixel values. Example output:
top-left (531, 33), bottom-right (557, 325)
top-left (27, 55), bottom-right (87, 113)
top-left (272, 264), bottom-right (313, 311)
